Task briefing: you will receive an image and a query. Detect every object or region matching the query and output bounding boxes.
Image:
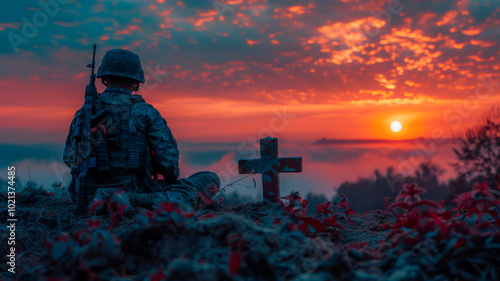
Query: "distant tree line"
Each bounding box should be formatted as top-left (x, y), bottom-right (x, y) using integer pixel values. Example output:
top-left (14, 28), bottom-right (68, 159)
top-left (316, 106), bottom-right (500, 212)
top-left (453, 106), bottom-right (500, 187)
top-left (332, 162), bottom-right (451, 212)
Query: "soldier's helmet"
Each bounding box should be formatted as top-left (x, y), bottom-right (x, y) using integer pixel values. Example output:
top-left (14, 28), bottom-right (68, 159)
top-left (97, 49), bottom-right (145, 83)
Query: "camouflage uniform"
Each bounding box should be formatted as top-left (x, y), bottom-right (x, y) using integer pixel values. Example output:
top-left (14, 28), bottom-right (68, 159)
top-left (63, 49), bottom-right (219, 214)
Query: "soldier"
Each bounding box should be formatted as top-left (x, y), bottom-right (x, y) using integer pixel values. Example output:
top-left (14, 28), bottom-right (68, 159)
top-left (63, 49), bottom-right (220, 214)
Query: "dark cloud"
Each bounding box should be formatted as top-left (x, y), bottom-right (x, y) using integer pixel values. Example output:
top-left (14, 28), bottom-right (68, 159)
top-left (308, 147), bottom-right (370, 164)
top-left (0, 143), bottom-right (63, 168)
top-left (468, 0), bottom-right (500, 21)
top-left (2, 0), bottom-right (497, 104)
top-left (1, 0), bottom-right (499, 149)
top-left (0, 138), bottom-right (459, 199)
top-left (182, 150), bottom-right (231, 166)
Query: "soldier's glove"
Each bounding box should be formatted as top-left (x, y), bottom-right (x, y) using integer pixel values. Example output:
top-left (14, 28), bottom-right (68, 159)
top-left (126, 192), bottom-right (195, 213)
top-left (109, 192), bottom-right (134, 215)
top-left (88, 188), bottom-right (122, 216)
top-left (126, 193), bottom-right (161, 209)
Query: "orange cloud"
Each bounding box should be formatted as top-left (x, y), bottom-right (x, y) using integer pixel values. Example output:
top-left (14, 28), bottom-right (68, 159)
top-left (436, 11), bottom-right (458, 26)
top-left (246, 39), bottom-right (260, 45)
top-left (461, 26), bottom-right (483, 35)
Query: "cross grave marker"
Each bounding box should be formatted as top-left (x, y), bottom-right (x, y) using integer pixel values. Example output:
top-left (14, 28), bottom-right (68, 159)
top-left (238, 137), bottom-right (302, 202)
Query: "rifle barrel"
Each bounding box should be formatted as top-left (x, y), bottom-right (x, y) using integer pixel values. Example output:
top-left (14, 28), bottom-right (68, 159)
top-left (89, 44), bottom-right (96, 85)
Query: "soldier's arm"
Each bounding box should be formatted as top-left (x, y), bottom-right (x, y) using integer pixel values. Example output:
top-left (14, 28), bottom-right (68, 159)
top-left (63, 110), bottom-right (81, 168)
top-left (146, 106), bottom-right (180, 182)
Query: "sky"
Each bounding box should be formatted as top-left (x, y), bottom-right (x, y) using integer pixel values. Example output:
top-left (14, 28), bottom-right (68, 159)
top-left (0, 140), bottom-right (460, 199)
top-left (1, 0), bottom-right (499, 198)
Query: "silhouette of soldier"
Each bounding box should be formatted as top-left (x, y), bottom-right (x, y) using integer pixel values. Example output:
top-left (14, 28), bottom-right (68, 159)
top-left (63, 49), bottom-right (219, 214)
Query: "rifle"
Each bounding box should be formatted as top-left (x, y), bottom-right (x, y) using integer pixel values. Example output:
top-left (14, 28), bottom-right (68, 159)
top-left (73, 44), bottom-right (110, 216)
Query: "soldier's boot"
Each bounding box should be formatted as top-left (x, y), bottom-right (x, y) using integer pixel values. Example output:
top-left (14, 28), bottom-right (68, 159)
top-left (124, 191), bottom-right (194, 213)
top-left (113, 172), bottom-right (220, 213)
top-left (181, 171), bottom-right (220, 210)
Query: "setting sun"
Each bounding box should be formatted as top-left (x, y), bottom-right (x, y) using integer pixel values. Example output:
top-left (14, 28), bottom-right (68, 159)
top-left (391, 121), bottom-right (402, 132)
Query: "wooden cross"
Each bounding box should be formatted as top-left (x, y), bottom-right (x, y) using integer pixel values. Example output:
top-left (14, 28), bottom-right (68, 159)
top-left (238, 137), bottom-right (302, 202)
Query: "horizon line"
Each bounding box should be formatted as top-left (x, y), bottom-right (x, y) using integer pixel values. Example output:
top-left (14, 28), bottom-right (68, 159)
top-left (0, 137), bottom-right (459, 147)
top-left (313, 137), bottom-right (458, 145)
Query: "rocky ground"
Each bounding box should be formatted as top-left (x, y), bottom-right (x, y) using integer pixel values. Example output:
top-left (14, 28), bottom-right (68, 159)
top-left (1, 183), bottom-right (500, 281)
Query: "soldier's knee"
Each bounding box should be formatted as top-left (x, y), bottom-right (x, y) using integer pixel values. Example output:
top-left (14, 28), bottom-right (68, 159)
top-left (189, 171), bottom-right (220, 187)
top-left (210, 172), bottom-right (220, 187)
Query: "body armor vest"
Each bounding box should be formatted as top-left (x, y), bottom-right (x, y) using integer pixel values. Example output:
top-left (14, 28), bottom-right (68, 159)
top-left (88, 93), bottom-right (149, 176)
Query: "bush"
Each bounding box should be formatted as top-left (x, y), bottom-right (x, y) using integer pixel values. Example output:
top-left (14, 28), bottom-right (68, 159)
top-left (453, 106), bottom-right (500, 186)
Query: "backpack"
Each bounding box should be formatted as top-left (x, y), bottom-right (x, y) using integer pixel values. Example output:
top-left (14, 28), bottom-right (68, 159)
top-left (89, 94), bottom-right (149, 173)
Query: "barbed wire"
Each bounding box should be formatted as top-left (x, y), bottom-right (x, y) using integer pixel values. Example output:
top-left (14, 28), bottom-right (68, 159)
top-left (193, 171), bottom-right (256, 216)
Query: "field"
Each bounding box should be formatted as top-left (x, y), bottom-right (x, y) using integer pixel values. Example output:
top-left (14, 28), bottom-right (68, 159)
top-left (1, 182), bottom-right (499, 281)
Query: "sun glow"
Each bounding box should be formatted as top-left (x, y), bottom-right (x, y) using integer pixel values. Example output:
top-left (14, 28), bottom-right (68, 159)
top-left (391, 121), bottom-right (402, 132)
